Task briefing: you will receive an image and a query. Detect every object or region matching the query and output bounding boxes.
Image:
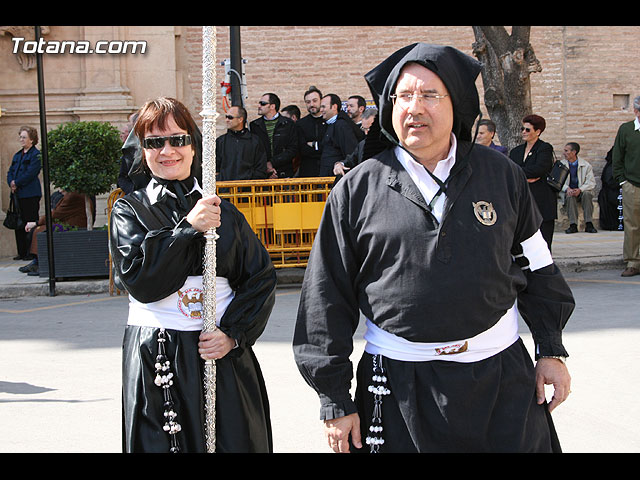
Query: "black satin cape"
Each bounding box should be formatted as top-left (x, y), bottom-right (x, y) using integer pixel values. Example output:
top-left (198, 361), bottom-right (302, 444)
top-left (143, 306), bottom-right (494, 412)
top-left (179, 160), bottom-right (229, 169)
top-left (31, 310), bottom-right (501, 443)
top-left (110, 178), bottom-right (276, 453)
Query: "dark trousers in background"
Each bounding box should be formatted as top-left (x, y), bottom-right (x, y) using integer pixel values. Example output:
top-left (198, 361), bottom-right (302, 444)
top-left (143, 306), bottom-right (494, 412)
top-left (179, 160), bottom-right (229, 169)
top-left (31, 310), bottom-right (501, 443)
top-left (540, 219), bottom-right (555, 254)
top-left (13, 196), bottom-right (40, 259)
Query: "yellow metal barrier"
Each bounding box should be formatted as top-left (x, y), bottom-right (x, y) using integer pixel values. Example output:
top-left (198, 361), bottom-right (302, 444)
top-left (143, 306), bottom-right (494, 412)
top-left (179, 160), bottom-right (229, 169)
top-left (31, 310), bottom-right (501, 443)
top-left (106, 177), bottom-right (330, 292)
top-left (107, 177), bottom-right (335, 295)
top-left (217, 177), bottom-right (333, 268)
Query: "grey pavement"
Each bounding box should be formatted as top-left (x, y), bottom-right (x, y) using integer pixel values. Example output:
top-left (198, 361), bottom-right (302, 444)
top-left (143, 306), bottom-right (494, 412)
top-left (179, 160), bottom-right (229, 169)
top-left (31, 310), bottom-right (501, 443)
top-left (0, 229), bottom-right (627, 299)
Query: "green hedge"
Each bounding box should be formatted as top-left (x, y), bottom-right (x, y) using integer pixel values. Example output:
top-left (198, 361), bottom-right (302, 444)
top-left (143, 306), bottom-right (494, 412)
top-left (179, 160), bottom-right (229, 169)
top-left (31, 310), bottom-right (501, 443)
top-left (46, 120), bottom-right (121, 196)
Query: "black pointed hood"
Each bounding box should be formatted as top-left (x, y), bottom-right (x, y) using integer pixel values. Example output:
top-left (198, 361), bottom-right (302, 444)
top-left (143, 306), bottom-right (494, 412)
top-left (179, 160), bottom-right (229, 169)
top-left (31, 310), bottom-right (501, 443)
top-left (364, 43), bottom-right (483, 146)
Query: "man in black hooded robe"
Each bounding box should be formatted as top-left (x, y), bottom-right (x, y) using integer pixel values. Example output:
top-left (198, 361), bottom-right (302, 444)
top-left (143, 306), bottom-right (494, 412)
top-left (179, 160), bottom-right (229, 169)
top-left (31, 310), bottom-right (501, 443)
top-left (293, 43), bottom-right (575, 453)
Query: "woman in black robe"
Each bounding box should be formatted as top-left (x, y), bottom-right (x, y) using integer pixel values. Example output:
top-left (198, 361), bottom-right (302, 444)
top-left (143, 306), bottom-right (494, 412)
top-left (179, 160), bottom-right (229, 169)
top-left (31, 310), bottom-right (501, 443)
top-left (110, 97), bottom-right (276, 453)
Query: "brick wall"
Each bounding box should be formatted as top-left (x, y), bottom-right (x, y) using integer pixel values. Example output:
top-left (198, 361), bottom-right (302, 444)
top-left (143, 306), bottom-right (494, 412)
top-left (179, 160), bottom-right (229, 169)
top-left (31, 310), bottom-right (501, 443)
top-left (182, 26), bottom-right (640, 183)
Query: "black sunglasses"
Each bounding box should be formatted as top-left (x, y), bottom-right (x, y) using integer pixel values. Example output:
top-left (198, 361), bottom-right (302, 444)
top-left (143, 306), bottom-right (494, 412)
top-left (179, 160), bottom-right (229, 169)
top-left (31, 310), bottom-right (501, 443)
top-left (143, 134), bottom-right (192, 149)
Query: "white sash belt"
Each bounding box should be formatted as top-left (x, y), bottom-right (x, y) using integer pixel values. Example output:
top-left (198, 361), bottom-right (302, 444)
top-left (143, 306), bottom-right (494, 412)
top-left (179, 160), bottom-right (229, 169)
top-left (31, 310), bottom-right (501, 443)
top-left (364, 304), bottom-right (520, 363)
top-left (127, 276), bottom-right (235, 331)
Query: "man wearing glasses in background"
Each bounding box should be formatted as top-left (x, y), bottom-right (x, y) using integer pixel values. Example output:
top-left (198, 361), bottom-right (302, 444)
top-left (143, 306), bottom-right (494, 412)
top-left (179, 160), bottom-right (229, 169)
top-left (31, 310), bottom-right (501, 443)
top-left (216, 105), bottom-right (269, 181)
top-left (294, 43), bottom-right (575, 453)
top-left (250, 93), bottom-right (298, 178)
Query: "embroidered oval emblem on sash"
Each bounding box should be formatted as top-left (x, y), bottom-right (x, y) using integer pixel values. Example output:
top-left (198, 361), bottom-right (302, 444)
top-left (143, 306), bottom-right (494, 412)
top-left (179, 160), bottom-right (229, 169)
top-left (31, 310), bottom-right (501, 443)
top-left (472, 201), bottom-right (497, 226)
top-left (435, 341), bottom-right (469, 355)
top-left (177, 288), bottom-right (204, 318)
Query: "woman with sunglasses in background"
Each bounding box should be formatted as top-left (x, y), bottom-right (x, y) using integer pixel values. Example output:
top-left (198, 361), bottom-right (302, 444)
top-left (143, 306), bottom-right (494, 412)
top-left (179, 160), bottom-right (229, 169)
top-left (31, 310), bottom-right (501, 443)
top-left (509, 115), bottom-right (557, 250)
top-left (110, 97), bottom-right (276, 452)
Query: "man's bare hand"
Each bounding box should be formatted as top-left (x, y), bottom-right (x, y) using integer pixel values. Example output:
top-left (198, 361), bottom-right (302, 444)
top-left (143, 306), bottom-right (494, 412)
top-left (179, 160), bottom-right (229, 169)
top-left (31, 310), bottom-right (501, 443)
top-left (535, 357), bottom-right (571, 412)
top-left (324, 413), bottom-right (362, 453)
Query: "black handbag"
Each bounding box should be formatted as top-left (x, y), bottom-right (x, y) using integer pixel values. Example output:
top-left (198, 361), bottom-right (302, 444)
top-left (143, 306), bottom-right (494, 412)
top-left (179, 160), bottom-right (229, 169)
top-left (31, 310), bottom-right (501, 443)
top-left (547, 161), bottom-right (569, 192)
top-left (3, 193), bottom-right (25, 230)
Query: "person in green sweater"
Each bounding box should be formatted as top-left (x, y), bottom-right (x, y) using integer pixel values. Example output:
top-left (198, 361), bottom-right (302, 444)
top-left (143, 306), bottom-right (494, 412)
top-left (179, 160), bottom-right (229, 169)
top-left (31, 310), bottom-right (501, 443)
top-left (612, 95), bottom-right (640, 277)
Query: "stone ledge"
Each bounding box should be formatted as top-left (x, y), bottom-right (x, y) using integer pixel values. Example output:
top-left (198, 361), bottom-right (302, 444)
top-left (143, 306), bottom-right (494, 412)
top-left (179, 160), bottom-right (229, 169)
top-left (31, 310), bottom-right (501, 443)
top-left (556, 197), bottom-right (602, 231)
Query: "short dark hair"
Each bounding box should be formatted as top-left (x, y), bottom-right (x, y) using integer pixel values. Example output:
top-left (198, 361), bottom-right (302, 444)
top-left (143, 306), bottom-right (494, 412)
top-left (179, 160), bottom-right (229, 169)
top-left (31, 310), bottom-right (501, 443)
top-left (522, 114), bottom-right (546, 133)
top-left (566, 142), bottom-right (580, 154)
top-left (135, 96), bottom-right (197, 143)
top-left (323, 93), bottom-right (342, 109)
top-left (232, 105), bottom-right (248, 123)
top-left (134, 96), bottom-right (198, 173)
top-left (263, 93), bottom-right (281, 111)
top-left (349, 95), bottom-right (366, 108)
top-left (282, 104), bottom-right (301, 119)
top-left (478, 119), bottom-right (497, 133)
top-left (304, 85), bottom-right (322, 99)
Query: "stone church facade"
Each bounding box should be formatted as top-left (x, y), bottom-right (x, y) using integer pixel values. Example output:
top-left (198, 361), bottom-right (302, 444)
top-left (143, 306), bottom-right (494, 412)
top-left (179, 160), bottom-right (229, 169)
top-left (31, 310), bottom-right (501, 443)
top-left (1, 25), bottom-right (638, 256)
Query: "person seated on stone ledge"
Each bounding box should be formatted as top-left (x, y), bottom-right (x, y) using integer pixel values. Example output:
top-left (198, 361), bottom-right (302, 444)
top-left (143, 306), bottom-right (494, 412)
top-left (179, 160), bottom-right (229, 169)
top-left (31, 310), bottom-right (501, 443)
top-left (19, 191), bottom-right (92, 276)
top-left (560, 142), bottom-right (597, 234)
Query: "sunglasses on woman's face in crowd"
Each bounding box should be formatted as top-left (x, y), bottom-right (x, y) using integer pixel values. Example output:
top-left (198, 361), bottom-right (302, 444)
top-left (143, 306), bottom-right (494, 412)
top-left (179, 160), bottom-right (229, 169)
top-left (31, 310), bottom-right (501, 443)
top-left (143, 134), bottom-right (192, 150)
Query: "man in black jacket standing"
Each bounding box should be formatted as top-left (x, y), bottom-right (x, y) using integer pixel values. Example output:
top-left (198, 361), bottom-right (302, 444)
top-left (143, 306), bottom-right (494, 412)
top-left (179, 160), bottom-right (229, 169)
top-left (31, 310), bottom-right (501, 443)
top-left (216, 106), bottom-right (268, 181)
top-left (249, 93), bottom-right (298, 178)
top-left (295, 86), bottom-right (327, 177)
top-left (318, 93), bottom-right (364, 176)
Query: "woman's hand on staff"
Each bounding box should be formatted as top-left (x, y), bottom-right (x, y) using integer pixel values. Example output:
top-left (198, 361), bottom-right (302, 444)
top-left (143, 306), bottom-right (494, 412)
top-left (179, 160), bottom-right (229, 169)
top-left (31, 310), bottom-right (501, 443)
top-left (186, 194), bottom-right (221, 232)
top-left (198, 329), bottom-right (236, 360)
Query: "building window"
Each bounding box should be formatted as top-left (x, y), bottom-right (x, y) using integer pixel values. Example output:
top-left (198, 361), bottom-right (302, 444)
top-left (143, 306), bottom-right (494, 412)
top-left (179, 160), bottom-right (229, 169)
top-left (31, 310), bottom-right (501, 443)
top-left (613, 94), bottom-right (630, 111)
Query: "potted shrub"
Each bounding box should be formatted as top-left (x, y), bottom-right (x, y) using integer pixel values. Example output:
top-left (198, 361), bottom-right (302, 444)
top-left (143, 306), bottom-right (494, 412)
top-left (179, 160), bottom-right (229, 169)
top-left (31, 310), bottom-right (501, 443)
top-left (37, 120), bottom-right (121, 278)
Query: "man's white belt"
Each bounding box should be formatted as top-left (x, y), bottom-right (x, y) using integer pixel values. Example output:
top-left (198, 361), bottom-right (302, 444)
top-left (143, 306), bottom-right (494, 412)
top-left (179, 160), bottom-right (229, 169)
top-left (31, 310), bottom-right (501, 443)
top-left (364, 304), bottom-right (520, 363)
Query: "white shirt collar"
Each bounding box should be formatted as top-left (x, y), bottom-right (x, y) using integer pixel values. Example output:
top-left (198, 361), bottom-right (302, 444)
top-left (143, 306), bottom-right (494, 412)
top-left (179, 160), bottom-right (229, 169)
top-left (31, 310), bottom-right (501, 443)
top-left (263, 112), bottom-right (280, 121)
top-left (325, 114), bottom-right (338, 124)
top-left (146, 177), bottom-right (203, 205)
top-left (634, 117), bottom-right (640, 131)
top-left (395, 133), bottom-right (457, 183)
top-left (394, 133), bottom-right (457, 223)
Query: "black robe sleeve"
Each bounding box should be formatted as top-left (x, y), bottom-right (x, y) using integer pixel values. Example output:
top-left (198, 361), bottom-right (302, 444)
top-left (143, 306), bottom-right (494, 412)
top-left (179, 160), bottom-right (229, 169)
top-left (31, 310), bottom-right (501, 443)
top-left (517, 264), bottom-right (573, 359)
top-left (110, 195), bottom-right (277, 354)
top-left (510, 164), bottom-right (575, 359)
top-left (293, 189), bottom-right (361, 420)
top-left (110, 197), bottom-right (205, 303)
top-left (216, 204), bottom-right (277, 351)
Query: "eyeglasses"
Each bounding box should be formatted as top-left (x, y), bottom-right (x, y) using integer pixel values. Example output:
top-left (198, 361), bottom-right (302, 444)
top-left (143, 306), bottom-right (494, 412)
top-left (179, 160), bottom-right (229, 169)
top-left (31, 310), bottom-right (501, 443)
top-left (225, 115), bottom-right (240, 120)
top-left (258, 101), bottom-right (270, 106)
top-left (521, 127), bottom-right (532, 132)
top-left (390, 92), bottom-right (449, 108)
top-left (143, 134), bottom-right (192, 149)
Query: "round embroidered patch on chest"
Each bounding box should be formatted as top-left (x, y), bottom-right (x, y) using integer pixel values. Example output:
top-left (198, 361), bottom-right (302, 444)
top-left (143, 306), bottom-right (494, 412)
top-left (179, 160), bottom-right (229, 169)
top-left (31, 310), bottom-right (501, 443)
top-left (472, 201), bottom-right (497, 226)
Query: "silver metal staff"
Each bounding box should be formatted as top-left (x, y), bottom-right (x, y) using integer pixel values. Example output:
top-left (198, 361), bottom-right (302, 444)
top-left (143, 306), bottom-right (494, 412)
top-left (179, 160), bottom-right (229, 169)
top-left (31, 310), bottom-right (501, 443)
top-left (200, 25), bottom-right (220, 453)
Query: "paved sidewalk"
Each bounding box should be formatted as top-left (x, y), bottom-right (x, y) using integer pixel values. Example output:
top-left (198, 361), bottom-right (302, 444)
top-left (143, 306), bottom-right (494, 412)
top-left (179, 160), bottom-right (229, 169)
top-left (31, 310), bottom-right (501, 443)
top-left (0, 230), bottom-right (626, 299)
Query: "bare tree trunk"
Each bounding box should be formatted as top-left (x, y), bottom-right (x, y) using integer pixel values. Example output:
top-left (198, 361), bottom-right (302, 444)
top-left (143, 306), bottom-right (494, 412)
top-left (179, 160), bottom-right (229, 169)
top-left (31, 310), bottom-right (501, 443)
top-left (472, 26), bottom-right (542, 153)
top-left (85, 195), bottom-right (93, 231)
